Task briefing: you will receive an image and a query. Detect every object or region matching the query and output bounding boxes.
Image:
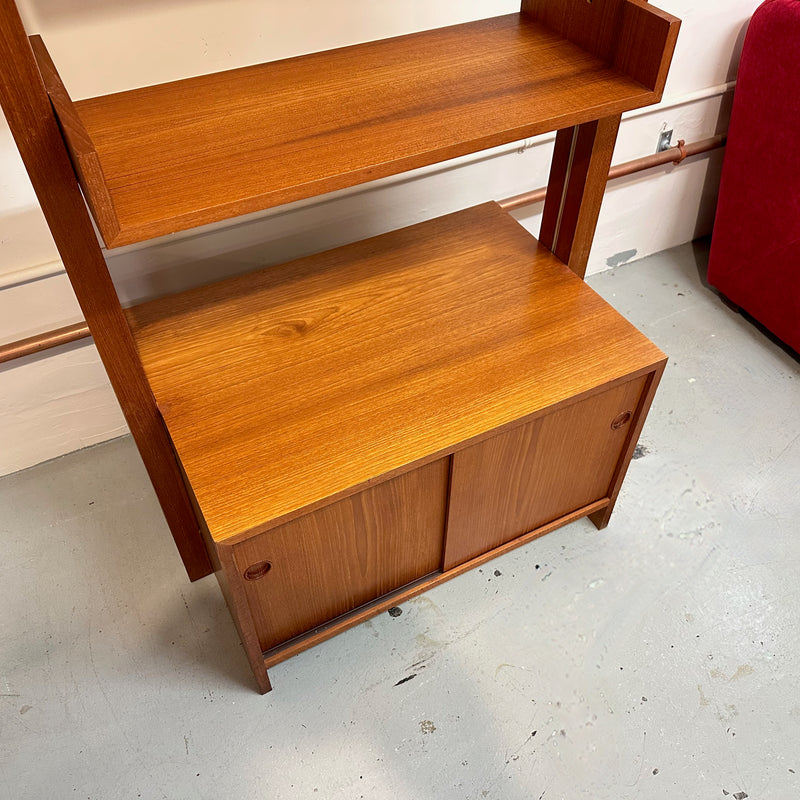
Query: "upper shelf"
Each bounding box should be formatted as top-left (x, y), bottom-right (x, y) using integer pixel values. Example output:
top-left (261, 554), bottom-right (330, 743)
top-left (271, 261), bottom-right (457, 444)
top-left (32, 5), bottom-right (679, 248)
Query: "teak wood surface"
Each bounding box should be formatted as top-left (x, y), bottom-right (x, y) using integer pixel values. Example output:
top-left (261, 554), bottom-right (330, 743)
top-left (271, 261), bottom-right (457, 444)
top-left (34, 10), bottom-right (677, 247)
top-left (540, 116), bottom-right (622, 278)
top-left (233, 459), bottom-right (449, 652)
top-left (443, 374), bottom-right (647, 570)
top-left (127, 203), bottom-right (666, 544)
top-left (522, 0), bottom-right (679, 96)
top-left (589, 364), bottom-right (664, 530)
top-left (260, 498), bottom-right (611, 670)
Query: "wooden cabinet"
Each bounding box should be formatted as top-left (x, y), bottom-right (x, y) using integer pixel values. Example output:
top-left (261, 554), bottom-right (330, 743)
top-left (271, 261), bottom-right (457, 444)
top-left (444, 376), bottom-right (649, 570)
top-left (228, 369), bottom-right (660, 663)
top-left (0, 0), bottom-right (680, 692)
top-left (232, 459), bottom-right (449, 653)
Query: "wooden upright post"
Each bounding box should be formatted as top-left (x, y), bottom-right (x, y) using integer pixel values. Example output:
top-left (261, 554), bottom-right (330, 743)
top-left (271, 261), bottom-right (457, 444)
top-left (0, 0), bottom-right (212, 580)
top-left (539, 115), bottom-right (621, 279)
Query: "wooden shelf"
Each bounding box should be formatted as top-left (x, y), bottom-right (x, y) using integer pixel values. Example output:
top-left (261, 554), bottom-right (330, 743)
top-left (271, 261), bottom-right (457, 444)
top-left (32, 11), bottom-right (677, 248)
top-left (126, 203), bottom-right (665, 543)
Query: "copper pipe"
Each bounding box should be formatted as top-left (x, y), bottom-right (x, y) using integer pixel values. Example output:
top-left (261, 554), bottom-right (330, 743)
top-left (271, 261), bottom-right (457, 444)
top-left (499, 134), bottom-right (727, 212)
top-left (0, 321), bottom-right (90, 364)
top-left (1, 134), bottom-right (727, 365)
top-left (608, 134), bottom-right (726, 181)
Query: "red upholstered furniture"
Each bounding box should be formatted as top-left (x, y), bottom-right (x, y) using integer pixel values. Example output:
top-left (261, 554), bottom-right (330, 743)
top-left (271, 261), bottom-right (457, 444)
top-left (708, 0), bottom-right (800, 353)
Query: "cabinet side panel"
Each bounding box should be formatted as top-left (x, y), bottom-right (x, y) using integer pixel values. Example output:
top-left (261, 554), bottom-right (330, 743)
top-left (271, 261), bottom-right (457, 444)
top-left (591, 361), bottom-right (666, 528)
top-left (444, 376), bottom-right (647, 570)
top-left (233, 458), bottom-right (449, 652)
top-left (614, 0), bottom-right (680, 96)
top-left (521, 0), bottom-right (627, 62)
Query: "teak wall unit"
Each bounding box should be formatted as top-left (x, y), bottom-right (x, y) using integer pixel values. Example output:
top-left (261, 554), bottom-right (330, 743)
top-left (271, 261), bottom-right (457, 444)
top-left (0, 0), bottom-right (680, 693)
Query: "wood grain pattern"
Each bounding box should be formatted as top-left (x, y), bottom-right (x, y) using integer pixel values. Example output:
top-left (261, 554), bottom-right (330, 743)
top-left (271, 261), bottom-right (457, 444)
top-left (539, 116), bottom-right (621, 278)
top-left (521, 0), bottom-right (629, 62)
top-left (262, 498), bottom-right (610, 669)
top-left (614, 0), bottom-right (681, 96)
top-left (29, 35), bottom-right (120, 244)
top-left (45, 13), bottom-right (665, 247)
top-left (0, 0), bottom-right (212, 580)
top-left (126, 203), bottom-right (666, 543)
top-left (521, 0), bottom-right (680, 96)
top-left (590, 360), bottom-right (666, 529)
top-left (183, 461), bottom-right (272, 692)
top-left (215, 544), bottom-right (273, 693)
top-left (443, 374), bottom-right (649, 571)
top-left (232, 459), bottom-right (449, 652)
top-left (538, 121), bottom-right (574, 252)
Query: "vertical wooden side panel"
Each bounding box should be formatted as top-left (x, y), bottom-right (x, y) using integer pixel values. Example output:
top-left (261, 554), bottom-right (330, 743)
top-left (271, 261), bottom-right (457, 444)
top-left (521, 0), bottom-right (628, 62)
top-left (614, 0), bottom-right (681, 96)
top-left (539, 115), bottom-right (621, 278)
top-left (590, 360), bottom-right (666, 529)
top-left (28, 34), bottom-right (119, 245)
top-left (444, 376), bottom-right (648, 571)
top-left (538, 125), bottom-right (574, 251)
top-left (0, 0), bottom-right (212, 580)
top-left (232, 459), bottom-right (449, 653)
top-left (523, 0), bottom-right (680, 98)
top-left (215, 543), bottom-right (273, 693)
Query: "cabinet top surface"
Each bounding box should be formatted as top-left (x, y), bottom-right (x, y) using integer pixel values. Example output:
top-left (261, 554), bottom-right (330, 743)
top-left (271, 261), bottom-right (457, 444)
top-left (61, 13), bottom-right (659, 247)
top-left (127, 203), bottom-right (665, 542)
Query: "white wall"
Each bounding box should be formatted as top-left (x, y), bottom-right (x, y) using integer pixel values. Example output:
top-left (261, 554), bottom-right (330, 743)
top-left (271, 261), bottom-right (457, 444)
top-left (0, 0), bottom-right (763, 475)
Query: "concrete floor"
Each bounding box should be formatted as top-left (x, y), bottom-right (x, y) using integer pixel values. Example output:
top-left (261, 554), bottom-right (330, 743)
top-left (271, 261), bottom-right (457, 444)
top-left (1, 240), bottom-right (798, 800)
